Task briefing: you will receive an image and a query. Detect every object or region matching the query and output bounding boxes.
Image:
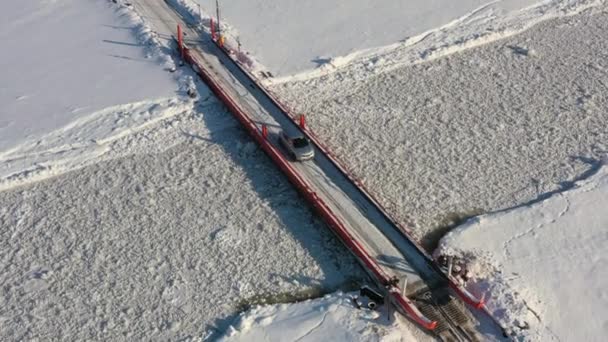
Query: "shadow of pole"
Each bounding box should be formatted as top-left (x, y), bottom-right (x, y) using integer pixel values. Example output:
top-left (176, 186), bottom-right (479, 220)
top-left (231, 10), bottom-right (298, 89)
top-left (102, 39), bottom-right (143, 47)
top-left (157, 5), bottom-right (372, 333)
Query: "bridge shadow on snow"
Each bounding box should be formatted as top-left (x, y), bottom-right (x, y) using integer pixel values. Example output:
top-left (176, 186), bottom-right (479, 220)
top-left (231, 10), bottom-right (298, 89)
top-left (102, 39), bottom-right (143, 47)
top-left (182, 79), bottom-right (368, 339)
top-left (161, 5), bottom-right (371, 335)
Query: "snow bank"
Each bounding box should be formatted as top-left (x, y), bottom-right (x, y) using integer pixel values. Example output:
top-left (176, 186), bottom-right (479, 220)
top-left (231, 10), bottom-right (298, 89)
top-left (436, 161), bottom-right (608, 341)
top-left (0, 97), bottom-right (197, 191)
top-left (218, 292), bottom-right (423, 342)
top-left (0, 0), bottom-right (221, 191)
top-left (189, 0), bottom-right (601, 78)
top-left (0, 0), bottom-right (177, 168)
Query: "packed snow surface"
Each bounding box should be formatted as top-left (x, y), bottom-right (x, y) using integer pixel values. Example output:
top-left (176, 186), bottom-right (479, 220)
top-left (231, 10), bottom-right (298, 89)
top-left (193, 0), bottom-right (600, 77)
top-left (0, 0), bottom-right (175, 154)
top-left (0, 0), bottom-right (188, 191)
top-left (0, 97), bottom-right (199, 192)
top-left (437, 162), bottom-right (608, 341)
top-left (218, 292), bottom-right (431, 342)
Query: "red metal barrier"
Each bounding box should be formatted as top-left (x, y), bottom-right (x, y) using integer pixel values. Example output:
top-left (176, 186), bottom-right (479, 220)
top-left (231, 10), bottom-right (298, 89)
top-left (449, 281), bottom-right (485, 309)
top-left (180, 46), bottom-right (437, 331)
top-left (177, 24), bottom-right (184, 59)
top-left (216, 43), bottom-right (423, 248)
top-left (390, 290), bottom-right (438, 330)
top-left (209, 40), bottom-right (492, 313)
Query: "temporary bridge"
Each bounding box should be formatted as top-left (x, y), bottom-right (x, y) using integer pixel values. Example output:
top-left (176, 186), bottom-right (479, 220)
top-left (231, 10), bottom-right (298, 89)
top-left (129, 1), bottom-right (506, 340)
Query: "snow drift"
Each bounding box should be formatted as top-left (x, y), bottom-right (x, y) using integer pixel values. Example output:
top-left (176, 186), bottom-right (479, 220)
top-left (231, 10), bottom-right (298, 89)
top-left (436, 160), bottom-right (608, 341)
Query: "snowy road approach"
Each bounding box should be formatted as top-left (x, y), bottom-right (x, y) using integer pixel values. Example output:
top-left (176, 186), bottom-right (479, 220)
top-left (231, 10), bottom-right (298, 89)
top-left (128, 0), bottom-right (500, 339)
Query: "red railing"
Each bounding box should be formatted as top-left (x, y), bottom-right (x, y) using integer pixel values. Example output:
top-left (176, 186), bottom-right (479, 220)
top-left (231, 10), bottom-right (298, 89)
top-left (211, 41), bottom-right (489, 312)
top-left (180, 42), bottom-right (438, 331)
top-left (215, 43), bottom-right (428, 254)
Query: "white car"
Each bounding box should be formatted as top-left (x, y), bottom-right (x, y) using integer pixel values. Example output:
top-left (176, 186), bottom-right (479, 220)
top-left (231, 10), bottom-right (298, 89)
top-left (279, 131), bottom-right (315, 161)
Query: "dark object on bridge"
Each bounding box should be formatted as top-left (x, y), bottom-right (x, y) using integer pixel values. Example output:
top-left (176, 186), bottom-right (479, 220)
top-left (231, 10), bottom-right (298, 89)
top-left (259, 71), bottom-right (274, 79)
top-left (360, 285), bottom-right (384, 305)
top-left (386, 276), bottom-right (400, 287)
top-left (187, 88), bottom-right (197, 98)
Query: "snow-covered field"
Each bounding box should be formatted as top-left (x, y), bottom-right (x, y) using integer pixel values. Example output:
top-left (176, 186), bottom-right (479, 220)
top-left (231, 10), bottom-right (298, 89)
top-left (437, 162), bottom-right (608, 341)
top-left (194, 0), bottom-right (601, 78)
top-left (0, 0), bottom-right (177, 153)
top-left (2, 0), bottom-right (607, 340)
top-left (0, 0), bottom-right (181, 190)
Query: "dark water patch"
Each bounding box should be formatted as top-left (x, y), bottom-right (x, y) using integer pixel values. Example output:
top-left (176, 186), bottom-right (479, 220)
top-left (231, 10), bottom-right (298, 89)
top-left (421, 208), bottom-right (484, 253)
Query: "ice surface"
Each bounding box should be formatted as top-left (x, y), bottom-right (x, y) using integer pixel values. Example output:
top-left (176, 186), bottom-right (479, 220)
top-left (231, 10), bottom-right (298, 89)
top-left (436, 162), bottom-right (608, 341)
top-left (0, 105), bottom-right (365, 340)
top-left (271, 7), bottom-right (608, 244)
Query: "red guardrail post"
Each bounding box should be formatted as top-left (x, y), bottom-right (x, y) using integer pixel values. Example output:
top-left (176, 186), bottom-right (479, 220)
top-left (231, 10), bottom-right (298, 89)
top-left (299, 114), bottom-right (306, 129)
top-left (210, 18), bottom-right (216, 41)
top-left (448, 282), bottom-right (485, 309)
top-left (262, 124), bottom-right (268, 139)
top-left (177, 24), bottom-right (184, 59)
